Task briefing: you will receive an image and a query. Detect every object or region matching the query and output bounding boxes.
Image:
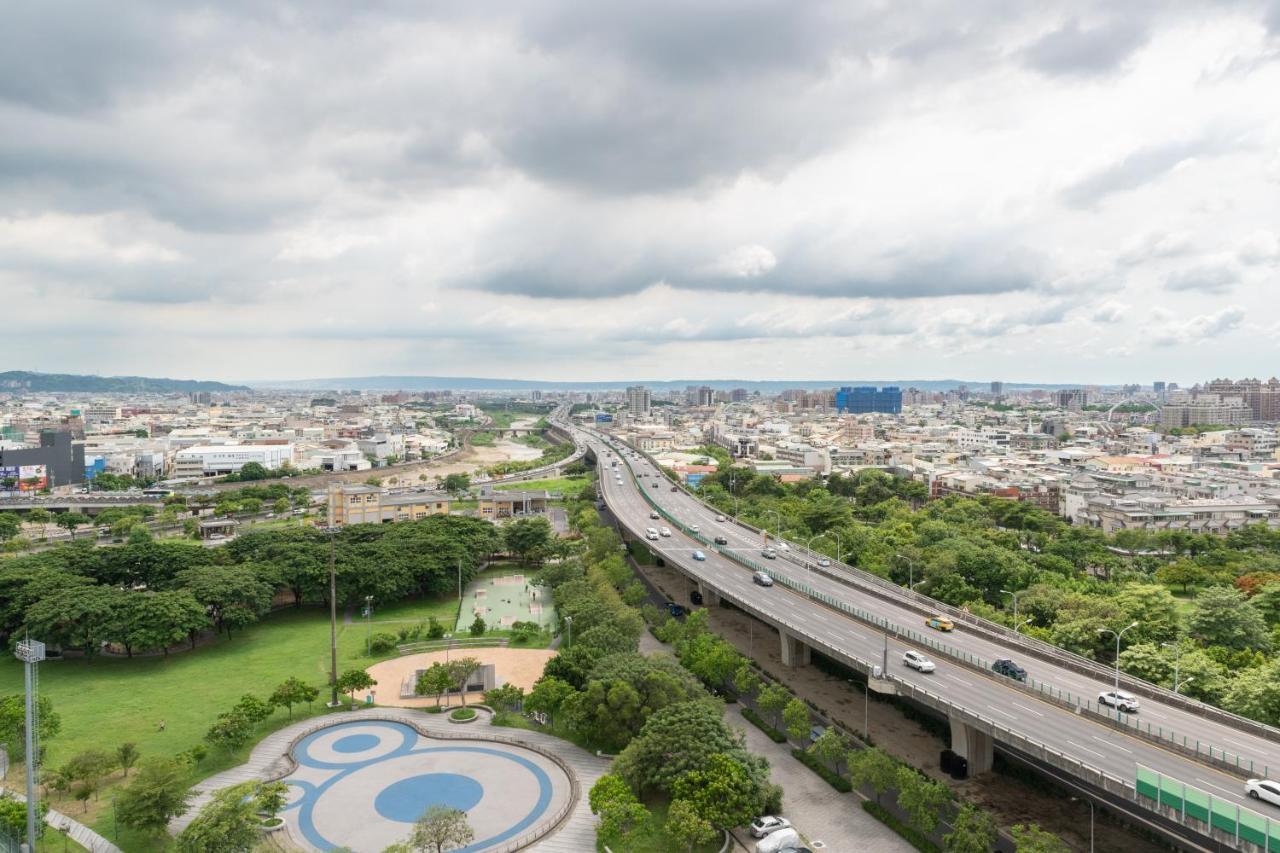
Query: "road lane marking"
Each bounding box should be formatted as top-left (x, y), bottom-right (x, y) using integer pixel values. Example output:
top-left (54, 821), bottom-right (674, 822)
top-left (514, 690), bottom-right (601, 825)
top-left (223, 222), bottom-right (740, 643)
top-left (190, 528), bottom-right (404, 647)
top-left (1011, 702), bottom-right (1044, 718)
top-left (1067, 740), bottom-right (1107, 759)
top-left (943, 673), bottom-right (970, 687)
top-left (1097, 735), bottom-right (1130, 754)
top-left (986, 705), bottom-right (1018, 720)
top-left (1196, 778), bottom-right (1240, 798)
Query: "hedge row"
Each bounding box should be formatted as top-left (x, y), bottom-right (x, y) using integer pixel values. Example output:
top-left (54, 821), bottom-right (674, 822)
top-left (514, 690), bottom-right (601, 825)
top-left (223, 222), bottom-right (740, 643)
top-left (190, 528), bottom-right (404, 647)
top-left (741, 708), bottom-right (787, 743)
top-left (791, 748), bottom-right (851, 793)
top-left (862, 801), bottom-right (941, 853)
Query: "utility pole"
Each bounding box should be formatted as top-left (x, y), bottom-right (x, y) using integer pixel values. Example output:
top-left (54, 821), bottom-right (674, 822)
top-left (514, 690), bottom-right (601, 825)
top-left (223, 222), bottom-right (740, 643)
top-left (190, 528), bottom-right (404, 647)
top-left (16, 637), bottom-right (45, 853)
top-left (364, 595), bottom-right (374, 655)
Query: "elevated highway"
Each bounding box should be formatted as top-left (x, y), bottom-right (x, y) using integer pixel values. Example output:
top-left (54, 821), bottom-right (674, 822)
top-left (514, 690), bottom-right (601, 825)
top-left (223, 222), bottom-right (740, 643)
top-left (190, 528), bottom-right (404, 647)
top-left (569, 421), bottom-right (1280, 852)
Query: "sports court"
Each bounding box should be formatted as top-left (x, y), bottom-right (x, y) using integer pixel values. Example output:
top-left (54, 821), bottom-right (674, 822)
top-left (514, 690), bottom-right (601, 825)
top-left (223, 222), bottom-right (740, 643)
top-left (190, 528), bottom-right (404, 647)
top-left (456, 568), bottom-right (556, 632)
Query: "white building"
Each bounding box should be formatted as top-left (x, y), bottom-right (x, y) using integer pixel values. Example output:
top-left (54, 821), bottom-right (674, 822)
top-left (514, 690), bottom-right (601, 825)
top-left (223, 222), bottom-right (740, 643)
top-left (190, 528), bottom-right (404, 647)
top-left (173, 444), bottom-right (294, 478)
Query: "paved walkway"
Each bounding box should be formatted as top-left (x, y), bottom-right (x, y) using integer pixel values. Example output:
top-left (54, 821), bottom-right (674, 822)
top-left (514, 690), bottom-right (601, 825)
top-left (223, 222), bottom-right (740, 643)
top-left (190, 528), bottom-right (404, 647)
top-left (0, 786), bottom-right (122, 853)
top-left (170, 707), bottom-right (610, 851)
top-left (726, 705), bottom-right (914, 853)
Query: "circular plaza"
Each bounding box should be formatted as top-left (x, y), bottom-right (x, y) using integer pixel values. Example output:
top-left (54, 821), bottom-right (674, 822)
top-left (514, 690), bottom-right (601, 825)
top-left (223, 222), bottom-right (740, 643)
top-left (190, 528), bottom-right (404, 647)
top-left (280, 719), bottom-right (573, 852)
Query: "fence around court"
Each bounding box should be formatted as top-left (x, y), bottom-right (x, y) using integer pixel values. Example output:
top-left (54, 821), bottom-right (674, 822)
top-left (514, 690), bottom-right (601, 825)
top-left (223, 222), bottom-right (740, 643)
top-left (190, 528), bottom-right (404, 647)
top-left (396, 637), bottom-right (510, 655)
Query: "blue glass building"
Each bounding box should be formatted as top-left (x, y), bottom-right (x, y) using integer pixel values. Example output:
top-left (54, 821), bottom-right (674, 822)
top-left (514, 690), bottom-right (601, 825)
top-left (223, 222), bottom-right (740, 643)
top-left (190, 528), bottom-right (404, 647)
top-left (835, 386), bottom-right (902, 414)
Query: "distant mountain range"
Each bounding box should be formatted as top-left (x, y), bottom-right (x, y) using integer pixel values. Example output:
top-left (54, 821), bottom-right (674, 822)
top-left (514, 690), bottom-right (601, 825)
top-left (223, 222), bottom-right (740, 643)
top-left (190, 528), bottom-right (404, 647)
top-left (0, 371), bottom-right (249, 394)
top-left (250, 375), bottom-right (1104, 393)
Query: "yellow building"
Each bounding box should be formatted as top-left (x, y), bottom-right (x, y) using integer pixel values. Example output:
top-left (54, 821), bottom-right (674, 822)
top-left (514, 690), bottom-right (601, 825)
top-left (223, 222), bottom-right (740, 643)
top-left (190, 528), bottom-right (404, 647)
top-left (477, 488), bottom-right (551, 520)
top-left (327, 483), bottom-right (452, 526)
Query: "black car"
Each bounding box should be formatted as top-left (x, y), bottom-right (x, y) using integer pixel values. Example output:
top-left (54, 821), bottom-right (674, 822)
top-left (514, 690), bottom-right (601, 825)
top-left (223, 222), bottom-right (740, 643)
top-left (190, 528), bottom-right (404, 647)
top-left (714, 535), bottom-right (729, 545)
top-left (991, 658), bottom-right (1027, 682)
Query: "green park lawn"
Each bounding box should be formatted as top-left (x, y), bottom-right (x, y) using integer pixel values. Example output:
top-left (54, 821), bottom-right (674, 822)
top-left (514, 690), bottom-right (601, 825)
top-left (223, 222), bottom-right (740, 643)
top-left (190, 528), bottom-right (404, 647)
top-left (493, 475), bottom-right (588, 495)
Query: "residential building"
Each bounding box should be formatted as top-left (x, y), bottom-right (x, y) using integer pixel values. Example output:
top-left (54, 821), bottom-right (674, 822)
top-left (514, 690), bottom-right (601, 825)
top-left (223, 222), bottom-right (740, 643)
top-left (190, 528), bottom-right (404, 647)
top-left (1159, 396), bottom-right (1250, 429)
top-left (1202, 378), bottom-right (1280, 422)
top-left (626, 385), bottom-right (652, 419)
top-left (835, 386), bottom-right (902, 414)
top-left (327, 484), bottom-right (452, 527)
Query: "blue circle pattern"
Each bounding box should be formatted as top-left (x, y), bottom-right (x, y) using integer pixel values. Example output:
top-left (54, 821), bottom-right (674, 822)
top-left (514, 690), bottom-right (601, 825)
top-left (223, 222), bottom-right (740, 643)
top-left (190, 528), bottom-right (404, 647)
top-left (376, 773), bottom-right (485, 822)
top-left (284, 721), bottom-right (553, 852)
top-left (332, 733), bottom-right (380, 753)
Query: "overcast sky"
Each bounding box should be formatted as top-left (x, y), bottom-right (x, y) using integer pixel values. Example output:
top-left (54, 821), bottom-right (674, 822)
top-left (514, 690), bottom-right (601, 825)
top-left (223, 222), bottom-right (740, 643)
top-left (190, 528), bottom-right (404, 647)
top-left (3, 2), bottom-right (1278, 385)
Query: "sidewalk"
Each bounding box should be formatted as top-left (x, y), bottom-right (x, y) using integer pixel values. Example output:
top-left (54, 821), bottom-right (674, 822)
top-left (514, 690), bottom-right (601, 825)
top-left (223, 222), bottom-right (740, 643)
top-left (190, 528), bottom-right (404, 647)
top-left (0, 786), bottom-right (122, 853)
top-left (725, 706), bottom-right (913, 853)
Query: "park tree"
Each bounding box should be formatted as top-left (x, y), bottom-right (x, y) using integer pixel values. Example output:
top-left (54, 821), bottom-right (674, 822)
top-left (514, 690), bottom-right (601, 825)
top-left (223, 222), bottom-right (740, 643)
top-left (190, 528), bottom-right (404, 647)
top-left (615, 701), bottom-right (768, 796)
top-left (525, 676), bottom-right (576, 723)
top-left (0, 795), bottom-right (44, 841)
top-left (236, 462), bottom-right (271, 481)
top-left (896, 767), bottom-right (952, 836)
top-left (270, 677), bottom-right (320, 718)
top-left (945, 802), bottom-right (998, 853)
top-left (233, 693), bottom-right (274, 724)
top-left (55, 512), bottom-right (90, 537)
top-left (0, 512), bottom-right (20, 542)
top-left (442, 473), bottom-right (471, 495)
top-left (1114, 584), bottom-right (1180, 644)
top-left (1189, 586), bottom-right (1270, 651)
top-left (848, 747), bottom-right (900, 806)
top-left (205, 712), bottom-right (254, 751)
top-left (808, 726), bottom-right (848, 776)
top-left (1010, 822), bottom-right (1070, 852)
top-left (117, 742), bottom-right (140, 777)
top-left (1250, 583), bottom-right (1280, 626)
top-left (27, 508), bottom-right (52, 538)
top-left (116, 590), bottom-right (210, 655)
top-left (589, 774), bottom-right (651, 847)
top-left (783, 697), bottom-right (810, 744)
top-left (469, 614), bottom-right (486, 636)
top-left (409, 805), bottom-right (475, 853)
top-left (255, 781), bottom-right (288, 826)
top-left (504, 516), bottom-right (554, 565)
top-left (176, 781), bottom-right (263, 852)
top-left (755, 683), bottom-right (791, 731)
top-left (25, 584), bottom-right (125, 659)
top-left (336, 669), bottom-right (378, 705)
top-left (0, 694), bottom-right (60, 762)
top-left (417, 663), bottom-right (456, 707)
top-left (175, 564), bottom-right (274, 638)
top-left (1222, 660), bottom-right (1280, 725)
top-left (1156, 560), bottom-right (1210, 594)
top-left (671, 753), bottom-right (765, 830)
top-left (116, 757), bottom-right (193, 834)
top-left (666, 798), bottom-right (717, 852)
top-left (447, 657), bottom-right (483, 707)
top-left (483, 683), bottom-right (524, 713)
top-left (61, 749), bottom-right (115, 806)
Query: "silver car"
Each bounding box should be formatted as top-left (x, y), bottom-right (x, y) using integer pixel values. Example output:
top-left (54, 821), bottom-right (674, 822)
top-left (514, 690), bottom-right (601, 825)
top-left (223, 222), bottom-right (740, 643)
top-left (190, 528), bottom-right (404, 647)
top-left (1098, 690), bottom-right (1140, 713)
top-left (903, 650), bottom-right (936, 673)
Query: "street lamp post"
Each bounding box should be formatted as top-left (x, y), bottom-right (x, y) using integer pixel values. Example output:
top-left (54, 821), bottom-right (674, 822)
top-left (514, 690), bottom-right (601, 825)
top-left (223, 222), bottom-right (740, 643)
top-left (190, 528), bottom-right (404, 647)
top-left (1176, 676), bottom-right (1195, 693)
top-left (766, 510), bottom-right (783, 546)
top-left (1000, 588), bottom-right (1025, 623)
top-left (1015, 617), bottom-right (1034, 634)
top-left (327, 526), bottom-right (339, 707)
top-left (1162, 642), bottom-right (1184, 694)
top-left (363, 595), bottom-right (374, 655)
top-left (564, 615), bottom-right (573, 649)
top-left (896, 553), bottom-right (916, 591)
top-left (457, 558), bottom-right (464, 602)
top-left (1098, 621), bottom-right (1140, 693)
top-left (1070, 796), bottom-right (1095, 853)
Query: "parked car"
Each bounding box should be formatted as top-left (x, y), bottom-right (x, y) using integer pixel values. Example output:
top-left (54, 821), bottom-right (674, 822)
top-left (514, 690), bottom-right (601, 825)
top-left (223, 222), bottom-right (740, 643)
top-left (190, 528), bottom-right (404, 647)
top-left (665, 602), bottom-right (685, 617)
top-left (903, 650), bottom-right (936, 673)
top-left (692, 550), bottom-right (706, 561)
top-left (992, 658), bottom-right (1027, 682)
top-left (714, 535), bottom-right (729, 545)
top-left (925, 615), bottom-right (955, 632)
top-left (1247, 778), bottom-right (1280, 808)
top-left (1098, 691), bottom-right (1140, 713)
top-left (755, 827), bottom-right (800, 853)
top-left (750, 816), bottom-right (793, 838)
top-left (752, 571), bottom-right (774, 587)
top-left (808, 725), bottom-right (825, 743)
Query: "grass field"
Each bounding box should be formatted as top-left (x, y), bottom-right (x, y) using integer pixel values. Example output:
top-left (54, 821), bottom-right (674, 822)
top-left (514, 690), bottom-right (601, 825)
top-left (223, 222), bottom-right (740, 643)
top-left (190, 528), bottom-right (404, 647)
top-left (492, 475), bottom-right (588, 496)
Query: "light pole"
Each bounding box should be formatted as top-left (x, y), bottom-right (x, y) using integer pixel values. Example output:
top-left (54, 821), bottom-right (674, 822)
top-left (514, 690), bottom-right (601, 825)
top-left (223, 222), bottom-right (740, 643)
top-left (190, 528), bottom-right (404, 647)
top-left (564, 615), bottom-right (573, 649)
top-left (1098, 621), bottom-right (1140, 693)
top-left (327, 526), bottom-right (339, 707)
top-left (1070, 796), bottom-right (1095, 853)
top-left (896, 553), bottom-right (916, 590)
top-left (457, 558), bottom-right (464, 602)
top-left (1015, 617), bottom-right (1034, 634)
top-left (1000, 588), bottom-right (1025, 623)
top-left (1176, 676), bottom-right (1195, 693)
top-left (363, 595), bottom-right (374, 655)
top-left (1162, 642), bottom-right (1184, 694)
top-left (766, 510), bottom-right (783, 546)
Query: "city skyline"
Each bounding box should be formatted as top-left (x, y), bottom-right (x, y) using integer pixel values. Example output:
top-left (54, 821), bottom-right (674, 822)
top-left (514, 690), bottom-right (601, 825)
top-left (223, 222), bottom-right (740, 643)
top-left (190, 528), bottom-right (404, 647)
top-left (3, 3), bottom-right (1279, 382)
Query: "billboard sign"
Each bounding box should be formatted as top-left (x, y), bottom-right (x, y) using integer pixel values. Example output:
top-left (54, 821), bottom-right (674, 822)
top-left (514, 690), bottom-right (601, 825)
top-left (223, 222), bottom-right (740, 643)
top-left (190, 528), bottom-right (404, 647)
top-left (595, 413), bottom-right (613, 422)
top-left (0, 466), bottom-right (19, 490)
top-left (18, 464), bottom-right (48, 491)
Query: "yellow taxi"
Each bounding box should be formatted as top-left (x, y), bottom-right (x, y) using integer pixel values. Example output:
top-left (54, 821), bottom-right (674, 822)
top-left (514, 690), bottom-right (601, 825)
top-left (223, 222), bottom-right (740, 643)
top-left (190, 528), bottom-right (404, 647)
top-left (925, 615), bottom-right (955, 632)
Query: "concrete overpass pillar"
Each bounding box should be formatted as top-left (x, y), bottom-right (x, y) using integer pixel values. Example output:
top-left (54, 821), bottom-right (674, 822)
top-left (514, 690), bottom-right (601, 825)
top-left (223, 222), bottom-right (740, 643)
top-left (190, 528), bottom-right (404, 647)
top-left (696, 582), bottom-right (720, 607)
top-left (779, 631), bottom-right (811, 667)
top-left (949, 718), bottom-right (994, 776)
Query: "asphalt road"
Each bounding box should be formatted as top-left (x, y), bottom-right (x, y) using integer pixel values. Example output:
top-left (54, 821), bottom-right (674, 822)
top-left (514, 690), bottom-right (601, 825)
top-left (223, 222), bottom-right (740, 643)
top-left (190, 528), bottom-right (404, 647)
top-left (585, 431), bottom-right (1280, 824)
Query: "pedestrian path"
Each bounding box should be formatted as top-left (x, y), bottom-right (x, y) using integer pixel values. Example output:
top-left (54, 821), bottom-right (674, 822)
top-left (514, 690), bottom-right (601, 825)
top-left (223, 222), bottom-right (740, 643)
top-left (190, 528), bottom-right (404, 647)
top-left (169, 707), bottom-right (610, 851)
top-left (0, 786), bottom-right (122, 853)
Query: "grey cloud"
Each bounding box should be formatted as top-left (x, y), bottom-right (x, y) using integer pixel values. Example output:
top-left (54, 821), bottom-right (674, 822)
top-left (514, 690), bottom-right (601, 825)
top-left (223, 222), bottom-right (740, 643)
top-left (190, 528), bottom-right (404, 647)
top-left (1060, 138), bottom-right (1217, 208)
top-left (1164, 263), bottom-right (1240, 293)
top-left (1022, 17), bottom-right (1149, 77)
top-left (1149, 306), bottom-right (1245, 346)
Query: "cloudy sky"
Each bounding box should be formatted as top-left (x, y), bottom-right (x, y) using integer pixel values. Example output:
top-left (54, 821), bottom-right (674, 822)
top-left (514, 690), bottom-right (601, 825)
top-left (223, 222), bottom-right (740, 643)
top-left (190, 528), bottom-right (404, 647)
top-left (3, 1), bottom-right (1279, 385)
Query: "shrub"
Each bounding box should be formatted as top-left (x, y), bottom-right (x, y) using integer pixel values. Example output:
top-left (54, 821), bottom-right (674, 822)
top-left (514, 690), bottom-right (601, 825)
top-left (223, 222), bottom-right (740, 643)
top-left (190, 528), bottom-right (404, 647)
top-left (741, 708), bottom-right (787, 743)
top-left (469, 615), bottom-right (486, 637)
top-left (427, 616), bottom-right (445, 639)
top-left (862, 801), bottom-right (940, 853)
top-left (792, 748), bottom-right (852, 792)
top-left (368, 632), bottom-right (399, 655)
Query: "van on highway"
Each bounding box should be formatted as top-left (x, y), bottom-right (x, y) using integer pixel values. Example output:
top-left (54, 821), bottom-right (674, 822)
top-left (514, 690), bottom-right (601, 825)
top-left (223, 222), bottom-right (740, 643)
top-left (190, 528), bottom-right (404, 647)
top-left (646, 527), bottom-right (659, 540)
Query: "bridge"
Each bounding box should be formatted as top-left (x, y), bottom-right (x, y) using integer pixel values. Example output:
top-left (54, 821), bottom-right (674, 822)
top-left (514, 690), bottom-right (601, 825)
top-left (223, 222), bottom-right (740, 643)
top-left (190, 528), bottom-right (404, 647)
top-left (561, 418), bottom-right (1280, 852)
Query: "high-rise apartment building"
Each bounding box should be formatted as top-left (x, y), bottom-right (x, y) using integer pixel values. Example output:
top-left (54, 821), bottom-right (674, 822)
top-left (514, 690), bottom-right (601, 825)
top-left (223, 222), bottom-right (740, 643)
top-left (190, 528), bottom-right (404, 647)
top-left (1202, 378), bottom-right (1280, 422)
top-left (1159, 395), bottom-right (1250, 428)
top-left (697, 386), bottom-right (714, 407)
top-left (990, 381), bottom-right (1004, 397)
top-left (730, 388), bottom-right (748, 402)
top-left (835, 386), bottom-right (902, 414)
top-left (625, 385), bottom-right (651, 419)
top-left (1056, 389), bottom-right (1088, 411)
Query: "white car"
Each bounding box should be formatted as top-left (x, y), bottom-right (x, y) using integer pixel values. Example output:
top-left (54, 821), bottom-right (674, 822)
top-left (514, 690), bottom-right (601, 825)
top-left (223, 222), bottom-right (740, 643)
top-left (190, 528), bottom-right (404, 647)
top-left (659, 527), bottom-right (672, 537)
top-left (903, 650), bottom-right (936, 673)
top-left (817, 558), bottom-right (831, 567)
top-left (1247, 778), bottom-right (1280, 808)
top-left (750, 816), bottom-right (792, 838)
top-left (1098, 690), bottom-right (1140, 713)
top-left (777, 542), bottom-right (790, 551)
top-left (689, 524), bottom-right (700, 533)
top-left (715, 514), bottom-right (727, 522)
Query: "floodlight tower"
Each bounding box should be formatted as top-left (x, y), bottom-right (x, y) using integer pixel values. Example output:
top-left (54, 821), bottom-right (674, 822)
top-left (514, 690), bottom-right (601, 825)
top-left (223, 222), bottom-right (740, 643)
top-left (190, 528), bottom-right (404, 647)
top-left (15, 637), bottom-right (45, 853)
